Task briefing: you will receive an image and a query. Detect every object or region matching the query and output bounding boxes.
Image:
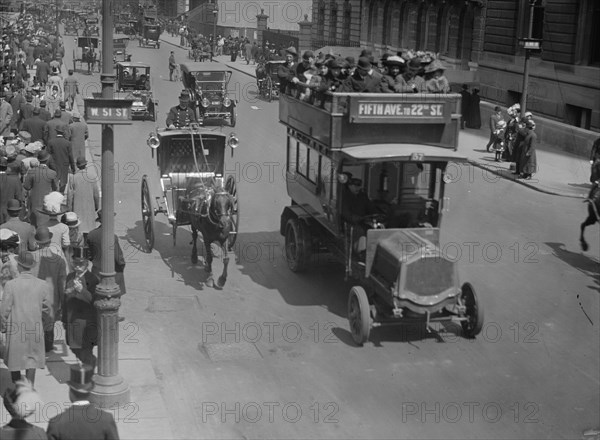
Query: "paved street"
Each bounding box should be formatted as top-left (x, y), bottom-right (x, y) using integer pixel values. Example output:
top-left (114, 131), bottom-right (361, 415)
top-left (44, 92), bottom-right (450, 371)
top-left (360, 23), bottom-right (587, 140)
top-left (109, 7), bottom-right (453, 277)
top-left (2, 31), bottom-right (598, 440)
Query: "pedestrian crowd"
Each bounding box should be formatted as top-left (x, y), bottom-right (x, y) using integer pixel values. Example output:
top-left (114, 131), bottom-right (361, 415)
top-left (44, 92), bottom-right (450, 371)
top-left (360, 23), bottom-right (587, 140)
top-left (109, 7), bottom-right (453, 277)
top-left (0, 11), bottom-right (124, 439)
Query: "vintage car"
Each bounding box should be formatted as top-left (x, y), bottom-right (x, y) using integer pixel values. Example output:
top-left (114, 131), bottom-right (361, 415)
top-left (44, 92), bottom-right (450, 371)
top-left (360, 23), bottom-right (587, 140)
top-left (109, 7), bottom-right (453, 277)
top-left (114, 62), bottom-right (156, 121)
top-left (180, 63), bottom-right (237, 127)
top-left (64, 21), bottom-right (79, 36)
top-left (139, 23), bottom-right (160, 48)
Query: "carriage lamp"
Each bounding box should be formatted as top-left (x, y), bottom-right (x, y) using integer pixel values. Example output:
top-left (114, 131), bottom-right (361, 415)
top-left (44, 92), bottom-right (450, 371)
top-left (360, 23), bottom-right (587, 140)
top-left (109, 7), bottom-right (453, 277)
top-left (228, 133), bottom-right (239, 149)
top-left (201, 97), bottom-right (210, 107)
top-left (147, 132), bottom-right (160, 148)
top-left (338, 173), bottom-right (349, 184)
top-left (223, 97), bottom-right (232, 107)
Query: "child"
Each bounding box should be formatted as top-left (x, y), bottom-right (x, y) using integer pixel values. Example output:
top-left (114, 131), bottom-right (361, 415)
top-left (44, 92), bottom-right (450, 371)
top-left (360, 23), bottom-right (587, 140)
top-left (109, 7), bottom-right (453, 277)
top-left (492, 120), bottom-right (507, 162)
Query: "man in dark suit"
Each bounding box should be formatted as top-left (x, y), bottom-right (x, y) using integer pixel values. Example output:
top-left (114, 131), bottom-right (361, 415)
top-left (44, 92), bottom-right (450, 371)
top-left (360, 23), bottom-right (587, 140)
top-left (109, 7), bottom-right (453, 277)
top-left (339, 57), bottom-right (384, 93)
top-left (0, 200), bottom-right (36, 252)
top-left (0, 158), bottom-right (23, 224)
top-left (486, 106), bottom-right (504, 152)
top-left (46, 364), bottom-right (120, 440)
top-left (17, 93), bottom-right (35, 128)
top-left (38, 101), bottom-right (52, 122)
top-left (87, 210), bottom-right (127, 296)
top-left (20, 107), bottom-right (48, 143)
top-left (47, 109), bottom-right (70, 142)
top-left (47, 125), bottom-right (75, 192)
top-left (23, 150), bottom-right (58, 227)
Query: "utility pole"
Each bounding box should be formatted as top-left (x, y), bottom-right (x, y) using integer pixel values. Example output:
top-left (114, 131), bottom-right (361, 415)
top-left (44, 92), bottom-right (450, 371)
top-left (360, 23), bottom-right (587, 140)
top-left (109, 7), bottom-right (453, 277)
top-left (520, 0), bottom-right (538, 114)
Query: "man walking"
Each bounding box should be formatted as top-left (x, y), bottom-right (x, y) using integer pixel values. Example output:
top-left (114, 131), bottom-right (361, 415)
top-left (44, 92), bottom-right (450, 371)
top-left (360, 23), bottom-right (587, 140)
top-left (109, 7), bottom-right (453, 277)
top-left (0, 158), bottom-right (23, 224)
top-left (47, 125), bottom-right (75, 193)
top-left (23, 149), bottom-right (59, 227)
top-left (68, 113), bottom-right (88, 161)
top-left (0, 251), bottom-right (52, 385)
top-left (486, 106), bottom-right (504, 152)
top-left (63, 70), bottom-right (79, 111)
top-left (21, 107), bottom-right (49, 143)
top-left (169, 51), bottom-right (176, 81)
top-left (67, 157), bottom-right (99, 237)
top-left (0, 200), bottom-right (35, 252)
top-left (0, 91), bottom-right (13, 136)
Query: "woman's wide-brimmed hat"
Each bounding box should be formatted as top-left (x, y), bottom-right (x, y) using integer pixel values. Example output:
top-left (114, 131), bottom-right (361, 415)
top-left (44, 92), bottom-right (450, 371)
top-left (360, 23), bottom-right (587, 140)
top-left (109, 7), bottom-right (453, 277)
top-left (423, 59), bottom-right (446, 74)
top-left (3, 380), bottom-right (43, 419)
top-left (38, 192), bottom-right (67, 216)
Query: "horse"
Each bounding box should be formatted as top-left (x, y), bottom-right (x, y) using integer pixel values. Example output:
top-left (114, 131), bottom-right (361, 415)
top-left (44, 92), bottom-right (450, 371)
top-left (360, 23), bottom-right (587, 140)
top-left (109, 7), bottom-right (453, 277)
top-left (580, 159), bottom-right (600, 252)
top-left (188, 185), bottom-right (235, 288)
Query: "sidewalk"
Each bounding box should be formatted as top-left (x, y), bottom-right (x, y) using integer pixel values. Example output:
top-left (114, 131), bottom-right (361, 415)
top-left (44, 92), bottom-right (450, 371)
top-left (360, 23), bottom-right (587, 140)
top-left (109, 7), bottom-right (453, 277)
top-left (162, 34), bottom-right (594, 199)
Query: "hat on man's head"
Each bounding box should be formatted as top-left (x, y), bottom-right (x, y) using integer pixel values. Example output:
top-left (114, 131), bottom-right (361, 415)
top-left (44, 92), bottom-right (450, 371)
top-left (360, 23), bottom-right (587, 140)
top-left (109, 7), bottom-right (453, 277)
top-left (59, 101), bottom-right (65, 109)
top-left (68, 364), bottom-right (94, 394)
top-left (55, 125), bottom-right (66, 134)
top-left (25, 93), bottom-right (32, 101)
top-left (178, 90), bottom-right (190, 101)
top-left (72, 113), bottom-right (81, 120)
top-left (62, 211), bottom-right (81, 228)
top-left (3, 380), bottom-right (42, 419)
top-left (302, 50), bottom-right (314, 60)
top-left (345, 56), bottom-right (356, 68)
top-left (32, 106), bottom-right (40, 114)
top-left (70, 245), bottom-right (89, 264)
top-left (76, 156), bottom-right (87, 168)
top-left (285, 46), bottom-right (297, 56)
top-left (326, 58), bottom-right (343, 70)
top-left (53, 109), bottom-right (61, 118)
top-left (18, 131), bottom-right (31, 144)
top-left (525, 119), bottom-right (536, 129)
top-left (38, 149), bottom-right (50, 163)
top-left (6, 199), bottom-right (21, 212)
top-left (356, 57), bottom-right (372, 72)
top-left (39, 100), bottom-right (46, 107)
top-left (16, 251), bottom-right (35, 268)
top-left (34, 226), bottom-right (53, 245)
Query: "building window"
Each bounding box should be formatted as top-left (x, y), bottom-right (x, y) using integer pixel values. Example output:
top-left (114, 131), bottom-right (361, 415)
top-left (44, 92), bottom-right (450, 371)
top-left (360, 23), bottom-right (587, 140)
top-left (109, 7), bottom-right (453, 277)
top-left (342, 1), bottom-right (351, 45)
top-left (317, 1), bottom-right (325, 37)
top-left (368, 1), bottom-right (378, 43)
top-left (416, 3), bottom-right (427, 49)
top-left (398, 3), bottom-right (408, 47)
top-left (382, 0), bottom-right (393, 46)
top-left (589, 1), bottom-right (600, 65)
top-left (565, 104), bottom-right (592, 130)
top-left (329, 1), bottom-right (338, 45)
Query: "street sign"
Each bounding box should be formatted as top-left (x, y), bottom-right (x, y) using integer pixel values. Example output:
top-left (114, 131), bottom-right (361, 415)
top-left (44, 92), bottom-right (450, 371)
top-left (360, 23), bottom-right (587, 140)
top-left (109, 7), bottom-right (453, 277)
top-left (349, 98), bottom-right (450, 124)
top-left (83, 98), bottom-right (134, 124)
top-left (519, 38), bottom-right (542, 51)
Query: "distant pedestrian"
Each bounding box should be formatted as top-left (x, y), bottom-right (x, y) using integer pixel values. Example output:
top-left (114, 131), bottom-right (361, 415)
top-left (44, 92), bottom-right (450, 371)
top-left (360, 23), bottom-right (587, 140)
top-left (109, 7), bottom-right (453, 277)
top-left (245, 40), bottom-right (252, 65)
top-left (68, 113), bottom-right (88, 161)
top-left (0, 157), bottom-right (23, 224)
top-left (168, 51), bottom-right (176, 81)
top-left (0, 200), bottom-right (36, 253)
top-left (519, 119), bottom-right (538, 179)
top-left (47, 126), bottom-right (75, 193)
top-left (46, 364), bottom-right (120, 439)
top-left (23, 150), bottom-right (58, 228)
top-left (466, 88), bottom-right (481, 129)
top-left (486, 106), bottom-right (504, 152)
top-left (0, 251), bottom-right (52, 385)
top-left (63, 70), bottom-right (79, 111)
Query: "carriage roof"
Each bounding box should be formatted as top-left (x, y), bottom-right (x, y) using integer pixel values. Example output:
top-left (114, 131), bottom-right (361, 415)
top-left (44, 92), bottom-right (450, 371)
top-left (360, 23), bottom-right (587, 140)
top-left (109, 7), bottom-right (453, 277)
top-left (180, 63), bottom-right (233, 74)
top-left (117, 61), bottom-right (151, 69)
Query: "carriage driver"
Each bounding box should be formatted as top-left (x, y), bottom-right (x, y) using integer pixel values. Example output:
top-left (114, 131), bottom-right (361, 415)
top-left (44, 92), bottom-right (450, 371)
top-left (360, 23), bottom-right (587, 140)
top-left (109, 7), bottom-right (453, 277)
top-left (166, 91), bottom-right (197, 129)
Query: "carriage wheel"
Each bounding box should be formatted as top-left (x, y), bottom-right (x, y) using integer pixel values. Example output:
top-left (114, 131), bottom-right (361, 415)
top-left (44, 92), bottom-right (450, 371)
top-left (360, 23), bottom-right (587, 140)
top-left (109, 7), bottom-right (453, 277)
top-left (141, 175), bottom-right (155, 252)
top-left (225, 175), bottom-right (239, 251)
top-left (284, 218), bottom-right (311, 272)
top-left (460, 282), bottom-right (484, 338)
top-left (348, 286), bottom-right (371, 346)
top-left (266, 76), bottom-right (273, 102)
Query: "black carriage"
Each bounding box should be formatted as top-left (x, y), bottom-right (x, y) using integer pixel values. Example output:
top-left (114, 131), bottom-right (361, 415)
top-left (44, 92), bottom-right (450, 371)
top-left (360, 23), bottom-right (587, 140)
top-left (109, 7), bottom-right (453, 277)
top-left (72, 36), bottom-right (101, 74)
top-left (141, 125), bottom-right (240, 252)
top-left (180, 63), bottom-right (237, 127)
top-left (139, 23), bottom-right (160, 48)
top-left (279, 93), bottom-right (484, 345)
top-left (257, 60), bottom-right (285, 102)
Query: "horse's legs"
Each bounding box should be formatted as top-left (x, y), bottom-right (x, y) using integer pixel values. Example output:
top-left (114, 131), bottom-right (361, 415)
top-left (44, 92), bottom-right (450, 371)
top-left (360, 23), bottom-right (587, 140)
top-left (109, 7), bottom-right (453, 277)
top-left (217, 244), bottom-right (229, 288)
top-left (580, 207), bottom-right (597, 252)
top-left (204, 239), bottom-right (214, 287)
top-left (191, 227), bottom-right (198, 264)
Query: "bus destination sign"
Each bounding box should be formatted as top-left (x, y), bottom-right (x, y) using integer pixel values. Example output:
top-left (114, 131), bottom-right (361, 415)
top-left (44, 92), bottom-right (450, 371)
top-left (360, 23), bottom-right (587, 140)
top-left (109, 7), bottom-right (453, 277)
top-left (349, 99), bottom-right (450, 124)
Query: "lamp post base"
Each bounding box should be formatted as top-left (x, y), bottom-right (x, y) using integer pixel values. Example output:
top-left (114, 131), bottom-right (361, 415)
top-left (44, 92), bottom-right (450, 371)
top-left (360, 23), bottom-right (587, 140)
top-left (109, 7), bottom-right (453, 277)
top-left (90, 374), bottom-right (130, 408)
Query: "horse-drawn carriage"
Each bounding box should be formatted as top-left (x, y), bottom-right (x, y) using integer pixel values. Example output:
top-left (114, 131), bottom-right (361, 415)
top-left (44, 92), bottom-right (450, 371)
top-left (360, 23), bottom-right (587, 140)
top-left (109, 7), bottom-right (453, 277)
top-left (72, 36), bottom-right (100, 74)
top-left (256, 60), bottom-right (285, 102)
top-left (189, 41), bottom-right (211, 62)
top-left (180, 63), bottom-right (237, 127)
top-left (139, 23), bottom-right (161, 48)
top-left (141, 124), bottom-right (240, 287)
top-left (279, 92), bottom-right (484, 345)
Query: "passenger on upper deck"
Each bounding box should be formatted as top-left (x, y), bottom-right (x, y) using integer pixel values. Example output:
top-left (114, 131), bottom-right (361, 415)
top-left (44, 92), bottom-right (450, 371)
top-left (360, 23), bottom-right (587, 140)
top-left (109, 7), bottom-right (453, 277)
top-left (394, 58), bottom-right (425, 93)
top-left (424, 59), bottom-right (450, 94)
top-left (343, 57), bottom-right (356, 79)
top-left (295, 50), bottom-right (316, 85)
top-left (166, 91), bottom-right (196, 129)
top-left (380, 56), bottom-right (406, 93)
top-left (338, 57), bottom-right (384, 93)
top-left (317, 58), bottom-right (344, 93)
top-left (277, 47), bottom-right (298, 95)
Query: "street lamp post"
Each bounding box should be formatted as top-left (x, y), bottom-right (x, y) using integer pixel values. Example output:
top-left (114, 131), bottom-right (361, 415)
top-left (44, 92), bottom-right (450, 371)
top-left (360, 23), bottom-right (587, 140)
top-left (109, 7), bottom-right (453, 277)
top-left (212, 3), bottom-right (218, 61)
top-left (88, 0), bottom-right (130, 408)
top-left (520, 0), bottom-right (537, 114)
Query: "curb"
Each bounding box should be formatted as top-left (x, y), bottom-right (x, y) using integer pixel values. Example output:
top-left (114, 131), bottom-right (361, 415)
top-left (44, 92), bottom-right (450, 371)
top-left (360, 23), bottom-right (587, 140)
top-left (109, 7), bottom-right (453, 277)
top-left (160, 38), bottom-right (256, 79)
top-left (467, 160), bottom-right (585, 199)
